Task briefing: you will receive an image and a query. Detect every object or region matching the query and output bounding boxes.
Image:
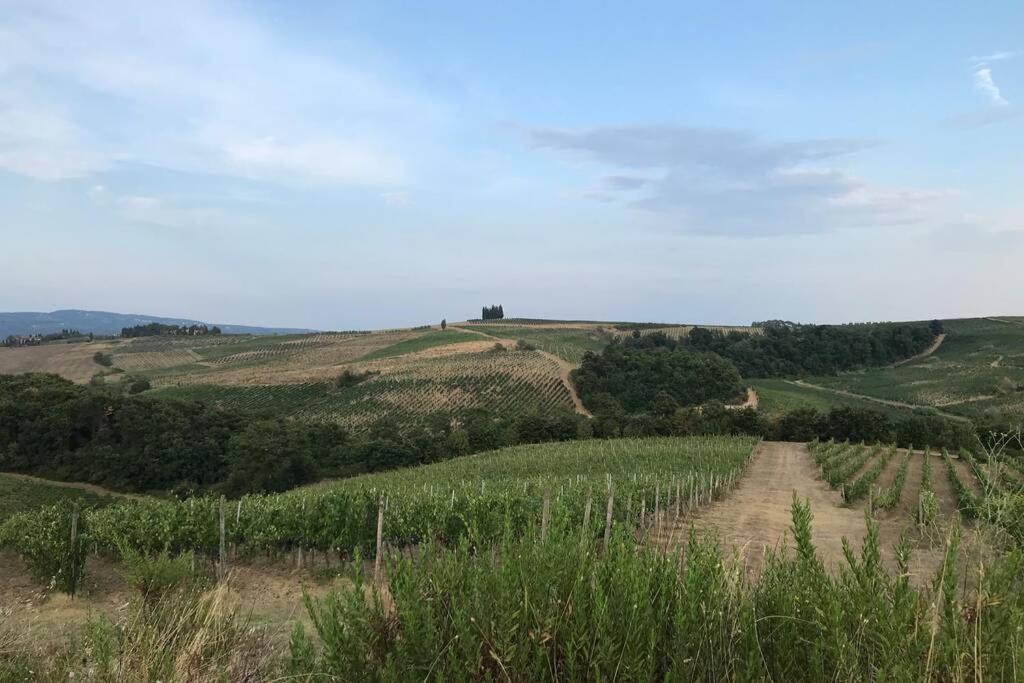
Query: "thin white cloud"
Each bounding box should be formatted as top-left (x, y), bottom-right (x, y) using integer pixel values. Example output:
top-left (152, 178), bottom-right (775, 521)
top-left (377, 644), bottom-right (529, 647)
top-left (970, 50), bottom-right (1020, 65)
top-left (0, 1), bottom-right (439, 186)
top-left (974, 67), bottom-right (1009, 107)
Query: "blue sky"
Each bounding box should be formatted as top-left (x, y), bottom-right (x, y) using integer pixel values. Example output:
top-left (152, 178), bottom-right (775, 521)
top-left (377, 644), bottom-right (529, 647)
top-left (1, 1), bottom-right (1021, 329)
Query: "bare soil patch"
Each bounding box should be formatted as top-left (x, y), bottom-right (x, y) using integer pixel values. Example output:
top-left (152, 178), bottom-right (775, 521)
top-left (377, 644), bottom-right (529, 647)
top-left (0, 341), bottom-right (118, 383)
top-left (656, 442), bottom-right (959, 583)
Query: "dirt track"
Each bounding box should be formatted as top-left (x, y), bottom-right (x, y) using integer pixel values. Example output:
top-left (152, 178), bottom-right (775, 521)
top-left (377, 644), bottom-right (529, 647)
top-left (655, 441), bottom-right (953, 581)
top-left (786, 379), bottom-right (971, 422)
top-left (894, 332), bottom-right (946, 366)
top-left (0, 472), bottom-right (141, 500)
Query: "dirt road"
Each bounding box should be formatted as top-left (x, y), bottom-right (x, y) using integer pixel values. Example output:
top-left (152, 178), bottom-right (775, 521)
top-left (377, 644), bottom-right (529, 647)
top-left (894, 333), bottom-right (945, 366)
top-left (655, 441), bottom-right (952, 581)
top-left (786, 379), bottom-right (971, 422)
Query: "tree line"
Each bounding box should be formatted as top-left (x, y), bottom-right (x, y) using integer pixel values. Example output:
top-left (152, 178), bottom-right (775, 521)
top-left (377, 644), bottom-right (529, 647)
top-left (120, 323), bottom-right (223, 338)
top-left (0, 374), bottom-right (588, 497)
top-left (680, 320), bottom-right (938, 377)
top-left (573, 333), bottom-right (745, 415)
top-left (481, 305), bottom-right (505, 320)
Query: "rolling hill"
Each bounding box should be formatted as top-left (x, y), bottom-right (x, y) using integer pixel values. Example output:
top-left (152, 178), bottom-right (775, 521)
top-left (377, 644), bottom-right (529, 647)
top-left (1, 316), bottom-right (1022, 431)
top-left (0, 309), bottom-right (314, 338)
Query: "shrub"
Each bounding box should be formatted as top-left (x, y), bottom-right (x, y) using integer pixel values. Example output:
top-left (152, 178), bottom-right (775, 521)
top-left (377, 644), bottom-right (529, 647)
top-left (0, 500), bottom-right (87, 595)
top-left (128, 378), bottom-right (151, 394)
top-left (122, 549), bottom-right (208, 602)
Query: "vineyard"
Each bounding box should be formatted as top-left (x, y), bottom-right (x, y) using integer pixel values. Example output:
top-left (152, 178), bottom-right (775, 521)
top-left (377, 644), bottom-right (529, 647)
top-left (6, 437), bottom-right (1024, 680)
top-left (0, 436), bottom-right (757, 588)
top-left (465, 325), bottom-right (612, 363)
top-left (806, 318), bottom-right (1024, 420)
top-left (149, 348), bottom-right (576, 427)
top-left (806, 440), bottom-right (1024, 529)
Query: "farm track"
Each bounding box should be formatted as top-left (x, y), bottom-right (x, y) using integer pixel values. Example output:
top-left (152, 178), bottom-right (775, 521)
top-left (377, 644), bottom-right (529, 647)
top-left (657, 442), bottom-right (960, 582)
top-left (894, 333), bottom-right (945, 367)
top-left (452, 325), bottom-right (592, 417)
top-left (786, 379), bottom-right (971, 422)
top-left (655, 442), bottom-right (867, 576)
top-left (0, 472), bottom-right (141, 500)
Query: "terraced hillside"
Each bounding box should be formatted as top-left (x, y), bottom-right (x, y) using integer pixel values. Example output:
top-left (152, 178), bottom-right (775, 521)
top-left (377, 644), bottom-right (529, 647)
top-left (802, 318), bottom-right (1024, 421)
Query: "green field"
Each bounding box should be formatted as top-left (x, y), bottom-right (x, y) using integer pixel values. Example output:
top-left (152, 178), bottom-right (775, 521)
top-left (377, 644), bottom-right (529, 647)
top-left (470, 325), bottom-right (612, 363)
top-left (0, 474), bottom-right (113, 522)
top-left (750, 378), bottom-right (924, 420)
top-left (358, 329), bottom-right (470, 360)
top-left (1, 436), bottom-right (756, 559)
top-left (806, 318), bottom-right (1024, 420)
top-left (150, 349), bottom-right (574, 427)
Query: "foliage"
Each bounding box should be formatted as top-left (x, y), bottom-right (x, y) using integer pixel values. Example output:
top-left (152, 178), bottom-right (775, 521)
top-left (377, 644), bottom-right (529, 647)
top-left (92, 351), bottom-right (113, 367)
top-left (335, 368), bottom-right (378, 387)
top-left (121, 322), bottom-right (221, 338)
top-left (0, 499), bottom-right (86, 595)
top-left (481, 304), bottom-right (504, 320)
top-left (919, 449), bottom-right (939, 526)
top-left (683, 320), bottom-right (936, 377)
top-left (122, 549), bottom-right (208, 600)
top-left (0, 472), bottom-right (112, 522)
top-left (289, 501), bottom-right (1024, 681)
top-left (875, 450), bottom-right (913, 510)
top-left (0, 373), bottom-right (590, 496)
top-left (128, 378), bottom-right (151, 394)
top-left (942, 449), bottom-right (977, 517)
top-left (1, 436), bottom-right (756, 569)
top-left (843, 444), bottom-right (896, 502)
top-left (575, 333), bottom-right (745, 414)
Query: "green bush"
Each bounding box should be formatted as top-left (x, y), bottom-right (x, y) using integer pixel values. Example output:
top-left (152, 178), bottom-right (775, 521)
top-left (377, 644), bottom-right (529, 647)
top-left (0, 500), bottom-right (86, 595)
top-left (122, 549), bottom-right (208, 601)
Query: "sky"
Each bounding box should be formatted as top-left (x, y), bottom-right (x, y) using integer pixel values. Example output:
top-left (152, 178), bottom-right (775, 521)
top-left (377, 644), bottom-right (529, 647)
top-left (1, 1), bottom-right (1022, 330)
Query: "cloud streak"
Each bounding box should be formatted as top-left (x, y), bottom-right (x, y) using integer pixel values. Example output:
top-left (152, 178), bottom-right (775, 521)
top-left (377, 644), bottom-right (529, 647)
top-left (529, 124), bottom-right (949, 237)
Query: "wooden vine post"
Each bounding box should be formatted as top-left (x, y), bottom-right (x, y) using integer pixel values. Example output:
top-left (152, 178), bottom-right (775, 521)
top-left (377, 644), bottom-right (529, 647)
top-left (218, 495), bottom-right (227, 582)
top-left (603, 490), bottom-right (614, 553)
top-left (374, 495), bottom-right (385, 584)
top-left (541, 492), bottom-right (551, 542)
top-left (581, 488), bottom-right (593, 545)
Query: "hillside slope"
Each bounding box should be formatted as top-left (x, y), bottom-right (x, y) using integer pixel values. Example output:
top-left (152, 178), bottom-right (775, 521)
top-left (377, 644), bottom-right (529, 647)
top-left (0, 309), bottom-right (313, 337)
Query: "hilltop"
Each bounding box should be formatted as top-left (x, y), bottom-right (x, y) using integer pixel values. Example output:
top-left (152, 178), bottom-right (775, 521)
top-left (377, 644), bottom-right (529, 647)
top-left (0, 316), bottom-right (1021, 431)
top-left (0, 309), bottom-right (314, 338)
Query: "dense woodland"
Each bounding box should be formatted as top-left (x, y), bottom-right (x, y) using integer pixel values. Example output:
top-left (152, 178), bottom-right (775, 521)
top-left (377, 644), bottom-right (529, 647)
top-left (120, 323), bottom-right (222, 338)
top-left (0, 369), bottom-right (984, 499)
top-left (573, 333), bottom-right (745, 414)
top-left (0, 374), bottom-right (587, 496)
top-left (680, 320), bottom-right (938, 377)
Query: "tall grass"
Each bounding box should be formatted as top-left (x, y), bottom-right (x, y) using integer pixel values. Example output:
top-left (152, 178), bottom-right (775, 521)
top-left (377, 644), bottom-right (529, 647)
top-left (288, 497), bottom-right (1024, 681)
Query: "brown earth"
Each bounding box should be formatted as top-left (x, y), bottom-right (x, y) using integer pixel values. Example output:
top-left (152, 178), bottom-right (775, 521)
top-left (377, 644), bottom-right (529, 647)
top-left (0, 341), bottom-right (119, 383)
top-left (654, 442), bottom-right (965, 583)
top-left (0, 550), bottom-right (347, 650)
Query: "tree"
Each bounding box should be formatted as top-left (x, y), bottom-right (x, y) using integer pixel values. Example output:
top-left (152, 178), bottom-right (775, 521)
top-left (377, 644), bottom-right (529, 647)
top-left (481, 305), bottom-right (505, 321)
top-left (441, 319), bottom-right (447, 331)
top-left (128, 378), bottom-right (151, 394)
top-left (929, 319), bottom-right (944, 337)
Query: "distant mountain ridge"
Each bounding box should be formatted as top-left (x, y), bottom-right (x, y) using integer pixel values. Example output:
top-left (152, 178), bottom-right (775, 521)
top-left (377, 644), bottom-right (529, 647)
top-left (0, 309), bottom-right (315, 338)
